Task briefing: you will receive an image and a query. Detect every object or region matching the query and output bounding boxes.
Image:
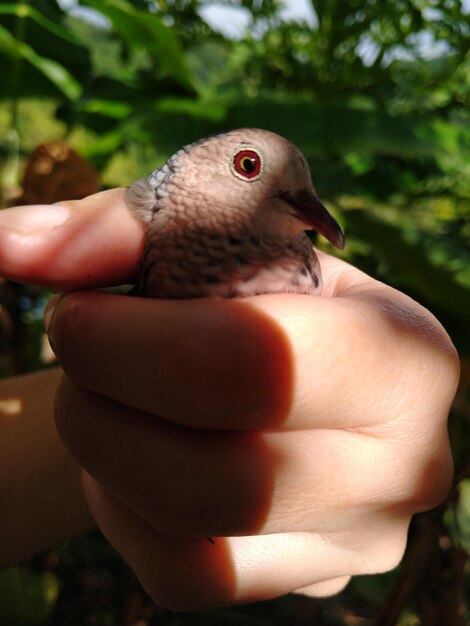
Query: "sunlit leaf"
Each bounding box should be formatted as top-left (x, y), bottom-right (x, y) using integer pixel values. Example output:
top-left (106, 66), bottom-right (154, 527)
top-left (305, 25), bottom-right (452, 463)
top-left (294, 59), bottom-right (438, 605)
top-left (78, 98), bottom-right (132, 119)
top-left (82, 0), bottom-right (195, 92)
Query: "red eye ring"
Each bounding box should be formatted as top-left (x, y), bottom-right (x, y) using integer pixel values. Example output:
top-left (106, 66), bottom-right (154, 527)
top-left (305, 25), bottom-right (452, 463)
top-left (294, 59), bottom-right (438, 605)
top-left (232, 148), bottom-right (263, 181)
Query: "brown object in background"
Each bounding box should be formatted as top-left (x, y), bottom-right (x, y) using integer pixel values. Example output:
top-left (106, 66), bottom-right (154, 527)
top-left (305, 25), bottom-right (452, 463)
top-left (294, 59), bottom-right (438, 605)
top-left (17, 141), bottom-right (99, 205)
top-left (1, 142), bottom-right (99, 374)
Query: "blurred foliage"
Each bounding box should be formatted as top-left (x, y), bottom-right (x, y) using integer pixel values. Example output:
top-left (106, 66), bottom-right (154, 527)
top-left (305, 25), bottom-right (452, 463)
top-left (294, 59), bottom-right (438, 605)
top-left (0, 566), bottom-right (58, 625)
top-left (0, 0), bottom-right (469, 624)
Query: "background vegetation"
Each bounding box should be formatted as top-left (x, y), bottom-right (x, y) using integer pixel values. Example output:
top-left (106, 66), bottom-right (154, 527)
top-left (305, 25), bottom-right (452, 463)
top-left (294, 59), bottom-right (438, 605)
top-left (0, 0), bottom-right (469, 623)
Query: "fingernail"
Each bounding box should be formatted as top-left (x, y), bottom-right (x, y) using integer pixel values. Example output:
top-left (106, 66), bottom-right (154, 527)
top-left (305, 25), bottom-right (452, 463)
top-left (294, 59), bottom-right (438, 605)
top-left (44, 294), bottom-right (61, 334)
top-left (0, 204), bottom-right (70, 233)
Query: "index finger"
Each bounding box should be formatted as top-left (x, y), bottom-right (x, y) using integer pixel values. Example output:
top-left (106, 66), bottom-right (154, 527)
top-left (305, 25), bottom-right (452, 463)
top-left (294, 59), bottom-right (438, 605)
top-left (0, 189), bottom-right (144, 291)
top-left (48, 276), bottom-right (458, 431)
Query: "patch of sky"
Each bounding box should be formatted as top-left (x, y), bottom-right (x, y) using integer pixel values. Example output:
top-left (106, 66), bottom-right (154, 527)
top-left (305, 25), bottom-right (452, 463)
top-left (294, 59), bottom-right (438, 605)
top-left (57, 0), bottom-right (470, 55)
top-left (198, 0), bottom-right (317, 39)
top-left (57, 0), bottom-right (111, 29)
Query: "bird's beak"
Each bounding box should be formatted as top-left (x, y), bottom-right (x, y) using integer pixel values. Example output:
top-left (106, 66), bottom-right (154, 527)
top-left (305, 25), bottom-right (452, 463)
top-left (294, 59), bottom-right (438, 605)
top-left (280, 190), bottom-right (345, 249)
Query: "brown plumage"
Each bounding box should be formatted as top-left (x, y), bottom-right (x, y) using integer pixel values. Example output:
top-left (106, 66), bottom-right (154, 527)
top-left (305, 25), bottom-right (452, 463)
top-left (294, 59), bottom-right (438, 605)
top-left (126, 128), bottom-right (344, 298)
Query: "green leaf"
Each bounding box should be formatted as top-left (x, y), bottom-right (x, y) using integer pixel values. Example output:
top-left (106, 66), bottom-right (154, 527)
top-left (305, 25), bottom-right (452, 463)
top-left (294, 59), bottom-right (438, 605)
top-left (445, 479), bottom-right (470, 554)
top-left (82, 0), bottom-right (195, 93)
top-left (0, 23), bottom-right (82, 100)
top-left (0, 567), bottom-right (58, 626)
top-left (78, 98), bottom-right (132, 119)
top-left (0, 2), bottom-right (91, 83)
top-left (0, 4), bottom-right (81, 45)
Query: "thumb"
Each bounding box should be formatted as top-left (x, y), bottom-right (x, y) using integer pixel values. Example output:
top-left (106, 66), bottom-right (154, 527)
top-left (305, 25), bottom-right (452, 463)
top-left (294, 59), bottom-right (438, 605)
top-left (0, 189), bottom-right (144, 291)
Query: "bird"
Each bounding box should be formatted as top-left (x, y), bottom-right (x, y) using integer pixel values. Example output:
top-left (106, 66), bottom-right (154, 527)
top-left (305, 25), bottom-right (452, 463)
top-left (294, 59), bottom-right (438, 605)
top-left (125, 128), bottom-right (344, 299)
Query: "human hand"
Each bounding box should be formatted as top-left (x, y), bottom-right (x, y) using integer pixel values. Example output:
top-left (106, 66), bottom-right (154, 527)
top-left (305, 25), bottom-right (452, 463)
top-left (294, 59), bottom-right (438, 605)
top-left (0, 192), bottom-right (459, 609)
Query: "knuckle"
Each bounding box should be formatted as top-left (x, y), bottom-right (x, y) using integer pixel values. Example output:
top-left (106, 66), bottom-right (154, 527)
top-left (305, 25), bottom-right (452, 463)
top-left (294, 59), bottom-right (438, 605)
top-left (402, 444), bottom-right (453, 513)
top-left (361, 521), bottom-right (409, 574)
top-left (370, 290), bottom-right (454, 360)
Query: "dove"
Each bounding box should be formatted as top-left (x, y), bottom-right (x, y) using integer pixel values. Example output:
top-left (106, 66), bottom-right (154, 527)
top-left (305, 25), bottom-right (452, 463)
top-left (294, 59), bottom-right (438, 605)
top-left (126, 128), bottom-right (344, 299)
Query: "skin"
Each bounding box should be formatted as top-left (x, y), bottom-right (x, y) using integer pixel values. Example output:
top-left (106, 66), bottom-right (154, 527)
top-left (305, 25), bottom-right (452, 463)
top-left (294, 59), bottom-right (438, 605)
top-left (0, 368), bottom-right (93, 567)
top-left (0, 189), bottom-right (459, 610)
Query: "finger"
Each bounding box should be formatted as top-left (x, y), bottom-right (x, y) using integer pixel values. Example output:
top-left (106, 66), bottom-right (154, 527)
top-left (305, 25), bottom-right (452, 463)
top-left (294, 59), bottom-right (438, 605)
top-left (56, 377), bottom-right (275, 537)
top-left (56, 379), bottom-right (450, 538)
top-left (48, 280), bottom-right (459, 431)
top-left (0, 189), bottom-right (144, 290)
top-left (83, 474), bottom-right (408, 611)
top-left (316, 249), bottom-right (370, 296)
top-left (294, 577), bottom-right (351, 598)
top-left (50, 291), bottom-right (293, 430)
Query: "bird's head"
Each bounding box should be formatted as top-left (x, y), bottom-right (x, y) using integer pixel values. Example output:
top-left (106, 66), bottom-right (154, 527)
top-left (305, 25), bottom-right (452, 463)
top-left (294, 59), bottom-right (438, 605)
top-left (129, 128), bottom-right (344, 249)
top-left (174, 128), bottom-right (344, 248)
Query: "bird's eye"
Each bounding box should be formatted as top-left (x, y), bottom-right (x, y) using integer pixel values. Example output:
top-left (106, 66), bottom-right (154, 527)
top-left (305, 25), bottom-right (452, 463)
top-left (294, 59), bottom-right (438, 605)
top-left (232, 148), bottom-right (263, 181)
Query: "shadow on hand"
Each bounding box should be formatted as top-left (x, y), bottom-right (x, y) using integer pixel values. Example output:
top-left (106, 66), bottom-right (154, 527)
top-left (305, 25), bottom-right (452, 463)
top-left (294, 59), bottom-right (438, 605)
top-left (54, 299), bottom-right (297, 608)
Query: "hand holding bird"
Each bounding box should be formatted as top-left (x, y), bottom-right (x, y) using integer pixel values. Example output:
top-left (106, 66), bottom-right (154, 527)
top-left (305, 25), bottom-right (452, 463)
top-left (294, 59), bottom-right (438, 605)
top-left (0, 138), bottom-right (457, 609)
